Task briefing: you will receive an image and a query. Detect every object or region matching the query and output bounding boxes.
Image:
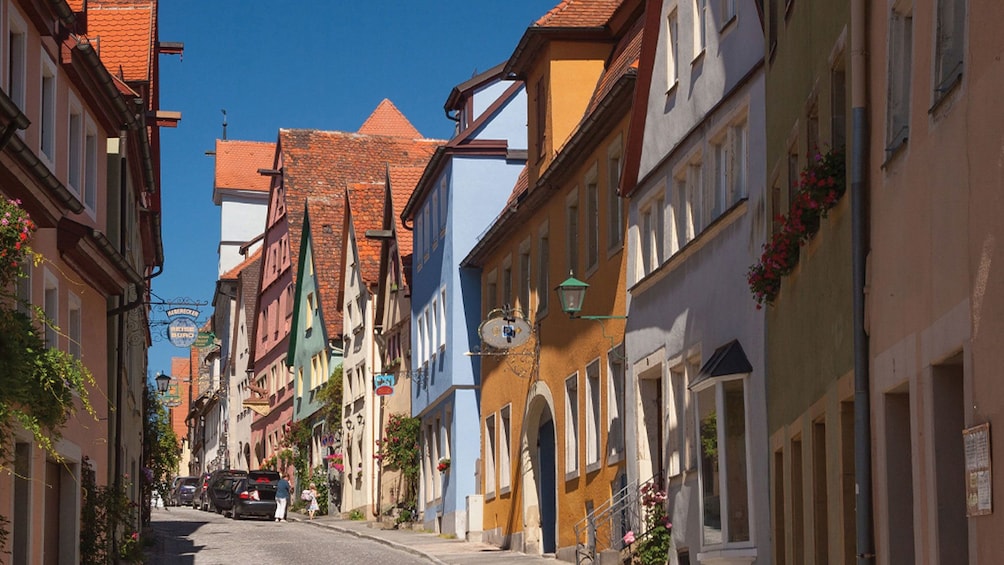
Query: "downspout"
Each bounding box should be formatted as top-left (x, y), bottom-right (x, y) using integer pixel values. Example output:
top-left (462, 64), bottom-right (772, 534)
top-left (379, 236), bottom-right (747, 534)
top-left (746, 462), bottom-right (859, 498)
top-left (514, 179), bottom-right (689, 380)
top-left (850, 0), bottom-right (874, 563)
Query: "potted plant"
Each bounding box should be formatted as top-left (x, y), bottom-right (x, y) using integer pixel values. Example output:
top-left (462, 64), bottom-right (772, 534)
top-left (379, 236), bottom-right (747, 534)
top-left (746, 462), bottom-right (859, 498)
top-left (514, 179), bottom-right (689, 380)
top-left (437, 458), bottom-right (450, 472)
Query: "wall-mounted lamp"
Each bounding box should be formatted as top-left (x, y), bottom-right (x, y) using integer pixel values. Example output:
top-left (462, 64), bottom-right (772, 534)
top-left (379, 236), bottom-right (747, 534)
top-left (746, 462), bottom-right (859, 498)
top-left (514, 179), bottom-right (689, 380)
top-left (155, 371), bottom-right (171, 393)
top-left (356, 414), bottom-right (364, 426)
top-left (555, 273), bottom-right (627, 320)
top-left (345, 418), bottom-right (354, 431)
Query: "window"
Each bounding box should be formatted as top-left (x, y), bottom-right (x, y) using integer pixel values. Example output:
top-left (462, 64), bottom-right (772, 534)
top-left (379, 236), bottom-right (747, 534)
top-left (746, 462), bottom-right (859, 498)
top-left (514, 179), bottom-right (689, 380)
top-left (886, 4), bottom-right (913, 152)
top-left (502, 258), bottom-right (513, 308)
top-left (607, 346), bottom-right (625, 460)
top-left (485, 415), bottom-right (497, 498)
top-left (696, 378), bottom-right (751, 546)
top-left (537, 226), bottom-right (549, 315)
top-left (585, 172), bottom-right (599, 272)
top-left (43, 271), bottom-right (58, 348)
top-left (15, 259), bottom-right (30, 315)
top-left (431, 297), bottom-right (439, 354)
top-left (934, 0), bottom-right (965, 98)
top-left (667, 10), bottom-right (680, 90)
top-left (787, 145), bottom-right (799, 210)
top-left (566, 190), bottom-right (579, 276)
top-left (686, 160), bottom-right (703, 237)
top-left (585, 360), bottom-right (601, 468)
top-left (423, 206), bottom-right (431, 258)
top-left (485, 270), bottom-right (498, 312)
top-left (431, 191), bottom-right (439, 241)
top-left (68, 105), bottom-right (83, 194)
top-left (535, 78), bottom-right (547, 159)
top-left (721, 0), bottom-right (737, 23)
top-left (84, 126), bottom-right (98, 210)
top-left (68, 293), bottom-right (81, 359)
top-left (417, 311), bottom-right (425, 364)
top-left (305, 292), bottom-right (315, 331)
top-left (519, 242), bottom-right (531, 315)
top-left (831, 63), bottom-right (847, 148)
top-left (711, 121), bottom-right (749, 216)
top-left (694, 0), bottom-right (707, 56)
top-left (40, 57), bottom-right (57, 163)
top-left (8, 15), bottom-right (26, 111)
top-left (499, 405), bottom-right (512, 492)
top-left (439, 288), bottom-right (446, 349)
top-left (439, 178), bottom-right (448, 231)
top-left (415, 214), bottom-right (423, 266)
top-left (564, 373), bottom-right (579, 477)
top-left (640, 195), bottom-right (665, 276)
top-left (607, 145), bottom-right (624, 250)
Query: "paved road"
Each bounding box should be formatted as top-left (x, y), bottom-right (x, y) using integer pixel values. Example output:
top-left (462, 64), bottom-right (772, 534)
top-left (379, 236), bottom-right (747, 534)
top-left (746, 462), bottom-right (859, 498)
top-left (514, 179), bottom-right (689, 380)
top-left (146, 505), bottom-right (433, 564)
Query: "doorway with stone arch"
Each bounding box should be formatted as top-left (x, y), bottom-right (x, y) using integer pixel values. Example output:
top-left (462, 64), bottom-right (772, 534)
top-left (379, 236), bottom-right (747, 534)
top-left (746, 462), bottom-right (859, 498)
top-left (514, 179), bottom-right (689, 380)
top-left (520, 381), bottom-right (558, 555)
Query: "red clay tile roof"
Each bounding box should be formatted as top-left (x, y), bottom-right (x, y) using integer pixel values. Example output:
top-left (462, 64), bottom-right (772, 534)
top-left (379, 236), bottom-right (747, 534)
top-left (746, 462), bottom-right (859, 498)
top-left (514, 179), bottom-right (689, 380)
top-left (346, 182), bottom-right (386, 288)
top-left (303, 196), bottom-right (344, 337)
top-left (221, 247), bottom-right (263, 281)
top-left (534, 0), bottom-right (621, 28)
top-left (386, 166), bottom-right (425, 259)
top-left (215, 140), bottom-right (277, 192)
top-left (239, 253), bottom-right (262, 364)
top-left (86, 0), bottom-right (156, 83)
top-left (356, 99), bottom-right (423, 138)
top-left (586, 15), bottom-right (643, 115)
top-left (506, 165), bottom-right (530, 206)
top-left (67, 0), bottom-right (85, 11)
top-left (272, 115), bottom-right (440, 338)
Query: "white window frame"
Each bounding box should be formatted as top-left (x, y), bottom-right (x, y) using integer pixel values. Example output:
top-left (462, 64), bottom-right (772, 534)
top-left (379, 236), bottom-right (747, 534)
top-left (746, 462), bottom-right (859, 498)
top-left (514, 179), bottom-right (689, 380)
top-left (537, 222), bottom-right (550, 317)
top-left (518, 238), bottom-right (532, 315)
top-left (415, 213), bottom-right (423, 270)
top-left (305, 292), bottom-right (315, 331)
top-left (67, 292), bottom-right (81, 360)
top-left (694, 374), bottom-right (754, 550)
top-left (585, 359), bottom-right (602, 471)
top-left (67, 96), bottom-right (83, 196)
top-left (639, 189), bottom-right (666, 278)
top-left (666, 8), bottom-right (680, 92)
top-left (43, 269), bottom-right (58, 348)
top-left (439, 287), bottom-right (447, 350)
top-left (499, 404), bottom-right (512, 493)
top-left (607, 139), bottom-right (624, 252)
top-left (40, 54), bottom-right (57, 166)
top-left (484, 414), bottom-right (497, 499)
top-left (564, 372), bottom-right (580, 480)
top-left (933, 0), bottom-right (965, 101)
top-left (438, 178), bottom-right (448, 234)
top-left (7, 9), bottom-right (27, 113)
top-left (694, 0), bottom-right (707, 58)
top-left (721, 0), bottom-right (737, 26)
top-left (584, 164), bottom-right (600, 275)
top-left (886, 2), bottom-right (913, 153)
top-left (607, 345), bottom-right (625, 463)
top-left (84, 119), bottom-right (98, 212)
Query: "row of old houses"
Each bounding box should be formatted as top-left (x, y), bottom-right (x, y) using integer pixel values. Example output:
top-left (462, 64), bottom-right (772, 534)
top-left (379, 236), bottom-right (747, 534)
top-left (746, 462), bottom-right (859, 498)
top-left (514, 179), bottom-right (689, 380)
top-left (0, 0), bottom-right (175, 562)
top-left (178, 0), bottom-right (1003, 563)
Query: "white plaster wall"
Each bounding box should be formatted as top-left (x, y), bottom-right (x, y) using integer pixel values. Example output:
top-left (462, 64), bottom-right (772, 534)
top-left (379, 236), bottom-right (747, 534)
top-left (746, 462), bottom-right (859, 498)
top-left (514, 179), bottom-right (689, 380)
top-left (218, 195), bottom-right (267, 276)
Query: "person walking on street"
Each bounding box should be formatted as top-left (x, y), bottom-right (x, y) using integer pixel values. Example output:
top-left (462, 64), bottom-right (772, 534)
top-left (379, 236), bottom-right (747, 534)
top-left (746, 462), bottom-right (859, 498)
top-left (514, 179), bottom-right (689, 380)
top-left (305, 483), bottom-right (319, 520)
top-left (275, 473), bottom-right (291, 522)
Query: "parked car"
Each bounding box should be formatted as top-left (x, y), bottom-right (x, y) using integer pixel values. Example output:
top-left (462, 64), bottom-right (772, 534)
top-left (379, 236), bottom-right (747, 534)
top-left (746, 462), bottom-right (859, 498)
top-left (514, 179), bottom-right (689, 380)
top-left (206, 469), bottom-right (248, 515)
top-left (169, 476), bottom-right (199, 506)
top-left (230, 470), bottom-right (280, 520)
top-left (193, 472), bottom-right (212, 510)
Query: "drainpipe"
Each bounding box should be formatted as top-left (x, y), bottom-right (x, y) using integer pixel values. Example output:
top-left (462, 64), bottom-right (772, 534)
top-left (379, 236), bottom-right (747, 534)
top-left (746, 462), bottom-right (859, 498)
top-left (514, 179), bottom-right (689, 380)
top-left (850, 0), bottom-right (874, 563)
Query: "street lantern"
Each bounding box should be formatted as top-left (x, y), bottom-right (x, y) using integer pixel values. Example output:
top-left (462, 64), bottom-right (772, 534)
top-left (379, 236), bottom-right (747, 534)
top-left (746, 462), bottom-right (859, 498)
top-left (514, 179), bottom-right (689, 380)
top-left (155, 371), bottom-right (171, 393)
top-left (555, 273), bottom-right (589, 318)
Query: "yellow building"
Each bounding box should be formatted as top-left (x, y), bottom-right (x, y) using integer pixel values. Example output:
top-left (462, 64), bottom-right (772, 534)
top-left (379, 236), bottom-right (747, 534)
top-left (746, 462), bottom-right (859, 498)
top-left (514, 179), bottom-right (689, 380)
top-left (462, 0), bottom-right (641, 559)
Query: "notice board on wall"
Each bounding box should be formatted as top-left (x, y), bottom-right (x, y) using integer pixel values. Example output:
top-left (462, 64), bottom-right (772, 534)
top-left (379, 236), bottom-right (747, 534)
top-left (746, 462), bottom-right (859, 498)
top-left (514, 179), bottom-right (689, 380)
top-left (964, 422), bottom-right (992, 517)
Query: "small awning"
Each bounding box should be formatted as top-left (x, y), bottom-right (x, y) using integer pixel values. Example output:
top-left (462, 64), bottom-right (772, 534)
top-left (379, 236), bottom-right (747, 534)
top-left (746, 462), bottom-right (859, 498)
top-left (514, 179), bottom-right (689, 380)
top-left (689, 339), bottom-right (753, 390)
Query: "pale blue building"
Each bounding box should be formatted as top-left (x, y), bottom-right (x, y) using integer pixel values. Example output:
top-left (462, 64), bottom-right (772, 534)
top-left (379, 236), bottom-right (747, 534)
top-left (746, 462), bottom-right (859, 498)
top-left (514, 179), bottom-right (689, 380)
top-left (402, 64), bottom-right (527, 536)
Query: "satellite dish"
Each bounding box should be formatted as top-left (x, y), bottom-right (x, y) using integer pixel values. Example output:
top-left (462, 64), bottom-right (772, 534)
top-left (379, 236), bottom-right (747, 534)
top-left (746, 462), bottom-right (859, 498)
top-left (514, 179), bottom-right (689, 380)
top-left (479, 312), bottom-right (532, 349)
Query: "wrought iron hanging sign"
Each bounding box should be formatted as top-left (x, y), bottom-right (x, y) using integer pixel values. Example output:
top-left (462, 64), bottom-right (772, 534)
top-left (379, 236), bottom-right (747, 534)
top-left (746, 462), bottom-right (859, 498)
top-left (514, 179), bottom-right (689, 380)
top-left (166, 307), bottom-right (200, 348)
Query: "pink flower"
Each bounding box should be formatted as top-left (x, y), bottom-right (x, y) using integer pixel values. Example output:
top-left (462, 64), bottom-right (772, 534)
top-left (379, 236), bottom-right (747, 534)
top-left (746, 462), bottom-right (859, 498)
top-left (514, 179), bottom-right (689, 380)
top-left (623, 531), bottom-right (635, 544)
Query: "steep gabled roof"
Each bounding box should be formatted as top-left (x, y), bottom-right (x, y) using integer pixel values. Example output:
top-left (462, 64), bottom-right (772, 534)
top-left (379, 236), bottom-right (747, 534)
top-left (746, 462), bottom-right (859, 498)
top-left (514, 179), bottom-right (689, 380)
top-left (535, 0), bottom-right (622, 27)
top-left (214, 140), bottom-right (276, 194)
top-left (386, 167), bottom-right (425, 259)
top-left (303, 196), bottom-right (344, 338)
top-left (221, 247), bottom-right (263, 282)
top-left (345, 182), bottom-right (387, 288)
top-left (239, 252), bottom-right (262, 365)
top-left (356, 99), bottom-right (422, 138)
top-left (86, 0), bottom-right (156, 82)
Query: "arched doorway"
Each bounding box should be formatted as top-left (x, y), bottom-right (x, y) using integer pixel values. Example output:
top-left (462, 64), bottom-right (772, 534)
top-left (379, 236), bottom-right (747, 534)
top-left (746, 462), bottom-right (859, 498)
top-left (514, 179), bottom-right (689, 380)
top-left (521, 382), bottom-right (557, 555)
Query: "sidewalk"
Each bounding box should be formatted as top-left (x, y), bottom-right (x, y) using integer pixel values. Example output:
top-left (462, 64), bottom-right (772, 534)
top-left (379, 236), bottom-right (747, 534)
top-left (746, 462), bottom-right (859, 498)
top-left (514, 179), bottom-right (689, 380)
top-left (292, 514), bottom-right (559, 565)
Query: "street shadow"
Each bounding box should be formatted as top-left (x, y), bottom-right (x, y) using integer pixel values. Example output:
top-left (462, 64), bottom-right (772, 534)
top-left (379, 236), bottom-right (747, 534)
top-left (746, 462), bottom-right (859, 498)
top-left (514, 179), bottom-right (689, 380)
top-left (145, 515), bottom-right (212, 565)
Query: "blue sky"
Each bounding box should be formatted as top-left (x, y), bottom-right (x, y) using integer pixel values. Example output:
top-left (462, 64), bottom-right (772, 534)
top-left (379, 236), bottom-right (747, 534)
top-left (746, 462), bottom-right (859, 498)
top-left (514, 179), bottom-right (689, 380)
top-left (149, 1), bottom-right (554, 377)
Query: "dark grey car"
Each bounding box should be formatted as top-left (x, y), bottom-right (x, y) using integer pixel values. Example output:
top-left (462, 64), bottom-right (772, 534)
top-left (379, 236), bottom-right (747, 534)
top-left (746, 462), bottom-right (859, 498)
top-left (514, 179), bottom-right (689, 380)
top-left (230, 472), bottom-right (279, 520)
top-left (169, 476), bottom-right (199, 506)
